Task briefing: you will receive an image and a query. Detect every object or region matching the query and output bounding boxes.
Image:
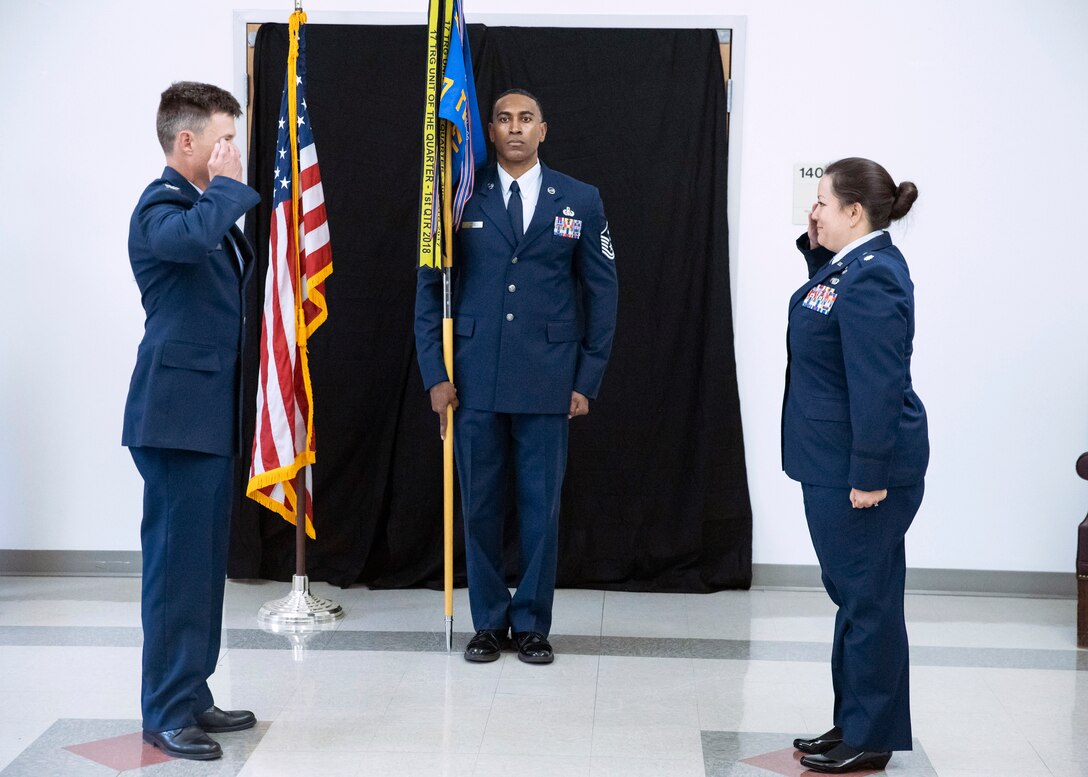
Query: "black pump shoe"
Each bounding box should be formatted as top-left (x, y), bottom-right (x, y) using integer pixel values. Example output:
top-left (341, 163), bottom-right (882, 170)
top-left (793, 725), bottom-right (844, 754)
top-left (799, 743), bottom-right (892, 773)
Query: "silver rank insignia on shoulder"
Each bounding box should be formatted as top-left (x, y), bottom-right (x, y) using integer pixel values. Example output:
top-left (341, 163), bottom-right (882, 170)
top-left (563, 206), bottom-right (574, 217)
top-left (830, 277), bottom-right (840, 285)
top-left (164, 183), bottom-right (180, 191)
top-left (547, 186), bottom-right (556, 195)
top-left (863, 254), bottom-right (874, 261)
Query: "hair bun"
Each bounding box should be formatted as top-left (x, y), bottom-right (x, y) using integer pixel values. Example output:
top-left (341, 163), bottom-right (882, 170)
top-left (890, 181), bottom-right (918, 221)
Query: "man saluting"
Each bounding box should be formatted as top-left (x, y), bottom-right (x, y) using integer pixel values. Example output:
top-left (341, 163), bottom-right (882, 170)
top-left (123, 82), bottom-right (259, 759)
top-left (415, 88), bottom-right (619, 664)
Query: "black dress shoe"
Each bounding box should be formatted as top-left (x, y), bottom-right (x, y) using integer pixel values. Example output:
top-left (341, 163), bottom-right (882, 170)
top-left (513, 631), bottom-right (554, 664)
top-left (196, 705), bottom-right (257, 732)
top-left (793, 725), bottom-right (844, 754)
top-left (142, 726), bottom-right (222, 760)
top-left (464, 629), bottom-right (505, 662)
top-left (799, 743), bottom-right (892, 773)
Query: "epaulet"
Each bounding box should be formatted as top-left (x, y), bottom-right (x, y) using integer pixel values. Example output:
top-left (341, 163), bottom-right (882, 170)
top-left (852, 251), bottom-right (886, 268)
top-left (835, 250), bottom-right (881, 283)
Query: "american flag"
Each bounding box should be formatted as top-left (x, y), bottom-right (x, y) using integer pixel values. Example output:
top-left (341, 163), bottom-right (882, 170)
top-left (246, 23), bottom-right (331, 539)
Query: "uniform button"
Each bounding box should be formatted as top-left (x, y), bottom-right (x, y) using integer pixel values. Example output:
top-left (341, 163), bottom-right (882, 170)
top-left (508, 284), bottom-right (516, 293)
top-left (511, 256), bottom-right (518, 264)
top-left (505, 313), bottom-right (514, 321)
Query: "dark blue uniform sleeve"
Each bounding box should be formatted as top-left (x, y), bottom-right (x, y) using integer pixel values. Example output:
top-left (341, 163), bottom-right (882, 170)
top-left (796, 232), bottom-right (835, 279)
top-left (137, 177), bottom-right (260, 263)
top-left (837, 261), bottom-right (911, 490)
top-left (414, 267), bottom-right (450, 391)
top-left (572, 192), bottom-right (618, 399)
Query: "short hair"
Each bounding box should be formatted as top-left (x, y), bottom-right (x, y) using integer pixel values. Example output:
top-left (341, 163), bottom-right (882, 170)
top-left (491, 88), bottom-right (544, 122)
top-left (156, 81), bottom-right (242, 153)
top-left (825, 157), bottom-right (918, 230)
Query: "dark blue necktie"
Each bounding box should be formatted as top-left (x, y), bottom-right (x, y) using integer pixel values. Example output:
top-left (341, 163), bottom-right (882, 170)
top-left (507, 179), bottom-right (523, 237)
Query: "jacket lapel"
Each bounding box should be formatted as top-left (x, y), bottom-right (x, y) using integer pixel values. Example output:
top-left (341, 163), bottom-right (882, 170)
top-left (476, 166), bottom-right (516, 248)
top-left (516, 163), bottom-right (561, 252)
top-left (230, 225), bottom-right (253, 281)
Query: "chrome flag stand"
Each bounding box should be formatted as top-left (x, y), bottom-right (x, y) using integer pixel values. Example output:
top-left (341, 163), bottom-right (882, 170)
top-left (258, 467), bottom-right (343, 635)
top-left (257, 575), bottom-right (343, 627)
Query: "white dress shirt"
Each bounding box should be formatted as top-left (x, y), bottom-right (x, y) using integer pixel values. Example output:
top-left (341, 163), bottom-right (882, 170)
top-left (497, 161), bottom-right (542, 234)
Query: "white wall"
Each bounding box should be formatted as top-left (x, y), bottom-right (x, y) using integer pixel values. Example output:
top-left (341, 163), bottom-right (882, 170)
top-left (1, 1), bottom-right (1085, 573)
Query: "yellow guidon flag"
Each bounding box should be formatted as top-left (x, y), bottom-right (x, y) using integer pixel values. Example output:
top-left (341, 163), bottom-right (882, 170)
top-left (417, 0), bottom-right (483, 650)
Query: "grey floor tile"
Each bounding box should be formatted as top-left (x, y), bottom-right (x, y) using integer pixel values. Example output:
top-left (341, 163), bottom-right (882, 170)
top-left (2, 576), bottom-right (1088, 776)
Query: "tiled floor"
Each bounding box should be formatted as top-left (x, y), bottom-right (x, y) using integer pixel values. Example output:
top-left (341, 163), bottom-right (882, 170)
top-left (0, 576), bottom-right (1083, 776)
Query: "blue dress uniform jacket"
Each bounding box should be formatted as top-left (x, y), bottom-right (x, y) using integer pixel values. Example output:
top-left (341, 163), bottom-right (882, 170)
top-left (782, 231), bottom-right (928, 490)
top-left (415, 163), bottom-right (618, 636)
top-left (122, 165), bottom-right (260, 733)
top-left (415, 164), bottom-right (618, 412)
top-left (123, 166), bottom-right (260, 457)
top-left (783, 230), bottom-right (929, 753)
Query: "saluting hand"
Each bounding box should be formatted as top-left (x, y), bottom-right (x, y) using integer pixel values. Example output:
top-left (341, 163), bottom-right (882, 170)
top-left (208, 140), bottom-right (244, 183)
top-left (807, 202), bottom-right (820, 250)
top-left (430, 381), bottom-right (459, 440)
top-left (569, 391), bottom-right (589, 419)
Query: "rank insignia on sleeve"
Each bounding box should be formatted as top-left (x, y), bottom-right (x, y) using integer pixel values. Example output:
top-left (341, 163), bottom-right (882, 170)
top-left (554, 216), bottom-right (582, 239)
top-left (600, 222), bottom-right (615, 260)
top-left (802, 284), bottom-right (837, 315)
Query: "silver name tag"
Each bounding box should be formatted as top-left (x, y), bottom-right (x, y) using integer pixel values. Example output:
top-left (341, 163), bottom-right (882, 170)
top-left (461, 221), bottom-right (484, 229)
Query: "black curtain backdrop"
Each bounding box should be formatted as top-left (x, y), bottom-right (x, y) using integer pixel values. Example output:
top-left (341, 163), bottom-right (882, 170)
top-left (229, 23), bottom-right (752, 592)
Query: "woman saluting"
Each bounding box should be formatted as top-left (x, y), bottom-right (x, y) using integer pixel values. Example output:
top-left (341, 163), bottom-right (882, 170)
top-left (784, 158), bottom-right (929, 774)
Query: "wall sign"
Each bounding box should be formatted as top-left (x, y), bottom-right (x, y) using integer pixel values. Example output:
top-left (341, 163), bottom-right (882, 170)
top-left (793, 162), bottom-right (824, 225)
